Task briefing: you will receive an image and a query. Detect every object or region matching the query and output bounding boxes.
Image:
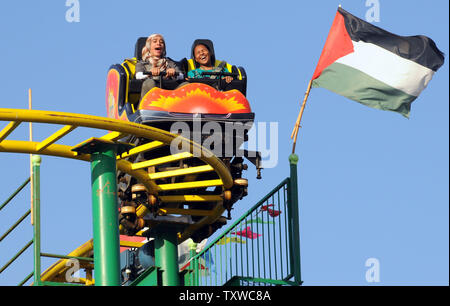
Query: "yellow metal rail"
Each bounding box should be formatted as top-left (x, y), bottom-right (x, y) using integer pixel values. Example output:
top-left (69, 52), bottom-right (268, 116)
top-left (0, 108), bottom-right (235, 284)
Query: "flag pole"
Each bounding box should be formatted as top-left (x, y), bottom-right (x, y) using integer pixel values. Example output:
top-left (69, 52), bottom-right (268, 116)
top-left (29, 88), bottom-right (34, 225)
top-left (291, 79), bottom-right (312, 154)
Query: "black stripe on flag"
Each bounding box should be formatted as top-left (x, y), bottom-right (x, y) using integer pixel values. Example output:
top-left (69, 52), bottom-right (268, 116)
top-left (338, 7), bottom-right (444, 72)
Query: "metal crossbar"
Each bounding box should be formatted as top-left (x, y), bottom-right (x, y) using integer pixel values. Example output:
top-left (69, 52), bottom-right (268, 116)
top-left (0, 178), bottom-right (32, 282)
top-left (0, 239), bottom-right (33, 274)
top-left (184, 177), bottom-right (301, 286)
top-left (0, 177), bottom-right (30, 211)
top-left (0, 209), bottom-right (31, 243)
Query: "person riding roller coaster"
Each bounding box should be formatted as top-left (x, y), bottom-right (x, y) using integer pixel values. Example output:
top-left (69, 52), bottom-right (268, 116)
top-left (135, 34), bottom-right (187, 100)
top-left (185, 39), bottom-right (243, 93)
top-left (187, 41), bottom-right (233, 86)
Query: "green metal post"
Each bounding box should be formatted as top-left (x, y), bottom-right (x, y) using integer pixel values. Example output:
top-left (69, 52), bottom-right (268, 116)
top-left (154, 228), bottom-right (180, 286)
top-left (72, 138), bottom-right (133, 286)
top-left (288, 154), bottom-right (302, 285)
top-left (90, 146), bottom-right (121, 286)
top-left (188, 240), bottom-right (198, 286)
top-left (32, 155), bottom-right (42, 286)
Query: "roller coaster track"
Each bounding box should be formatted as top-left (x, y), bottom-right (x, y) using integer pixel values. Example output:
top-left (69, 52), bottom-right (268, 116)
top-left (0, 108), bottom-right (238, 284)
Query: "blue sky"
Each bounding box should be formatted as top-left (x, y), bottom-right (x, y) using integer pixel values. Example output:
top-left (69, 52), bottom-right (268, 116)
top-left (0, 0), bottom-right (448, 286)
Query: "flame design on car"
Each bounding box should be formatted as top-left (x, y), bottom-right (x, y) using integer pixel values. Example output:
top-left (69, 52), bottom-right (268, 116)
top-left (106, 69), bottom-right (120, 119)
top-left (139, 83), bottom-right (251, 114)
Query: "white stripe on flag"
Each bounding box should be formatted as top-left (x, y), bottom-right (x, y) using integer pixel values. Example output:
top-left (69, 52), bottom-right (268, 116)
top-left (336, 40), bottom-right (435, 97)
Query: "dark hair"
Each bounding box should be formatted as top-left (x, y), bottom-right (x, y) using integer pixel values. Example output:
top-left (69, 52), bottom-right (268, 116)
top-left (194, 43), bottom-right (210, 53)
top-left (191, 39), bottom-right (216, 68)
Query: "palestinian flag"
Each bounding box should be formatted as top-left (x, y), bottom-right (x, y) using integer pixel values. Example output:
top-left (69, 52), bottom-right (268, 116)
top-left (312, 7), bottom-right (444, 118)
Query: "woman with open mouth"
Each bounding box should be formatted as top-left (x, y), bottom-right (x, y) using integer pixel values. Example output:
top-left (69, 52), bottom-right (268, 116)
top-left (135, 33), bottom-right (186, 99)
top-left (187, 42), bottom-right (233, 85)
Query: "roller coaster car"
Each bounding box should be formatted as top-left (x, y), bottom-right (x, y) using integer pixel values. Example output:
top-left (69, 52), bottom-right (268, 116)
top-left (105, 37), bottom-right (262, 172)
top-left (106, 38), bottom-right (262, 242)
top-left (106, 38), bottom-right (249, 124)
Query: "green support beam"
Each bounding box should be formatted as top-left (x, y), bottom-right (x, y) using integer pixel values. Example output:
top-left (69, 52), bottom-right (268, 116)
top-left (154, 227), bottom-right (181, 286)
top-left (73, 138), bottom-right (133, 286)
top-left (189, 241), bottom-right (199, 286)
top-left (288, 154), bottom-right (302, 285)
top-left (32, 155), bottom-right (42, 286)
top-left (90, 147), bottom-right (120, 286)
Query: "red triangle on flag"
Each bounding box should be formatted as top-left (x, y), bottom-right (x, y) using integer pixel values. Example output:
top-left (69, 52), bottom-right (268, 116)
top-left (312, 9), bottom-right (354, 80)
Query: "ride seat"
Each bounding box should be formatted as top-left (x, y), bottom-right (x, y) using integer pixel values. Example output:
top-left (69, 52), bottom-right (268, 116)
top-left (126, 37), bottom-right (148, 95)
top-left (134, 37), bottom-right (147, 61)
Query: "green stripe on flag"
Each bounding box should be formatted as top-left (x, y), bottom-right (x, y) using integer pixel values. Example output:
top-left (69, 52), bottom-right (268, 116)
top-left (312, 62), bottom-right (417, 118)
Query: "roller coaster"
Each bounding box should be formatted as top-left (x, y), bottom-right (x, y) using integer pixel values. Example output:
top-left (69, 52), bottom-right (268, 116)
top-left (0, 37), bottom-right (302, 286)
top-left (105, 38), bottom-right (263, 243)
